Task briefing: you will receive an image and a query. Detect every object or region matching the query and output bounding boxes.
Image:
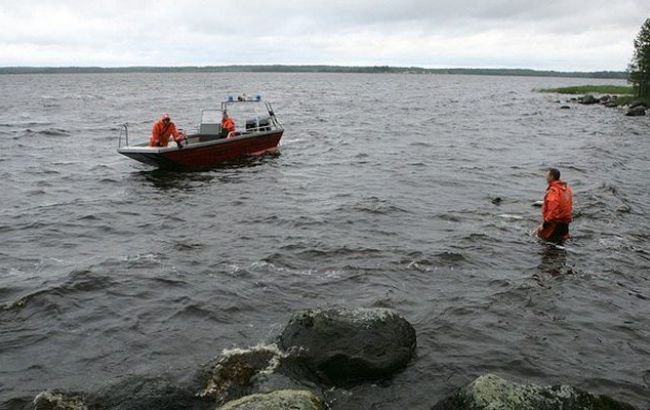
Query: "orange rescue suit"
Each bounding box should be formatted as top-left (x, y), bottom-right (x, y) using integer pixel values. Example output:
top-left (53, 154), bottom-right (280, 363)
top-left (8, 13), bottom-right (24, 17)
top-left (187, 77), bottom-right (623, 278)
top-left (148, 119), bottom-right (183, 147)
top-left (539, 180), bottom-right (573, 240)
top-left (222, 117), bottom-right (236, 133)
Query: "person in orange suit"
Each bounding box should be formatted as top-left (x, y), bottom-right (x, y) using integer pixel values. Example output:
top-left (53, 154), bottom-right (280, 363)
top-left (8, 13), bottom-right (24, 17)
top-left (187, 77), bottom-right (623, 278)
top-left (221, 112), bottom-right (236, 138)
top-left (537, 168), bottom-right (573, 242)
top-left (148, 114), bottom-right (185, 148)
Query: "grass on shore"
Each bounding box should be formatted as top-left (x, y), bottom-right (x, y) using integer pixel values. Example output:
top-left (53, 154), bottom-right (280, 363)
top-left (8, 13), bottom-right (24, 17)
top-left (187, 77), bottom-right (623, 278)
top-left (538, 85), bottom-right (634, 95)
top-left (613, 95), bottom-right (650, 107)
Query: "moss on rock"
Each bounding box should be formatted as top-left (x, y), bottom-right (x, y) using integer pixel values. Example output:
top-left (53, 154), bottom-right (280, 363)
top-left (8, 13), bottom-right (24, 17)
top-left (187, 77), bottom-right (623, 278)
top-left (217, 389), bottom-right (324, 410)
top-left (432, 374), bottom-right (636, 410)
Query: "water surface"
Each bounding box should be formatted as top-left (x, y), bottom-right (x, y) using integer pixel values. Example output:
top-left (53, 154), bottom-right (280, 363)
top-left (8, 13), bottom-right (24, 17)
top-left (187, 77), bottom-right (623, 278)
top-left (0, 73), bottom-right (649, 408)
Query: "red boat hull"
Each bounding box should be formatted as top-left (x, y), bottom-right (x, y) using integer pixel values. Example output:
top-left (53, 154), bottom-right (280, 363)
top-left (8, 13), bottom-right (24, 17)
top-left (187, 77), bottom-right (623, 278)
top-left (120, 131), bottom-right (283, 169)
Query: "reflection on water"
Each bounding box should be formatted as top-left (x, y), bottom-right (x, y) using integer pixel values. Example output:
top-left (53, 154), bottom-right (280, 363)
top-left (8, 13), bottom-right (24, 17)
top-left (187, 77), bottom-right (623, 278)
top-left (127, 154), bottom-right (282, 191)
top-left (533, 244), bottom-right (575, 286)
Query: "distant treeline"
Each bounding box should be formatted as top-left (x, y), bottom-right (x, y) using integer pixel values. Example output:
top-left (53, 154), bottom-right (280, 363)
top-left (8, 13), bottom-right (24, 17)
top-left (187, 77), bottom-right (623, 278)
top-left (0, 65), bottom-right (629, 79)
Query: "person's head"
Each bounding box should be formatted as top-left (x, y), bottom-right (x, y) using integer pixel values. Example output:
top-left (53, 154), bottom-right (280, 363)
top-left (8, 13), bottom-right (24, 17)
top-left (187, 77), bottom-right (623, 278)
top-left (546, 168), bottom-right (561, 183)
top-left (161, 113), bottom-right (171, 124)
top-left (222, 111), bottom-right (229, 119)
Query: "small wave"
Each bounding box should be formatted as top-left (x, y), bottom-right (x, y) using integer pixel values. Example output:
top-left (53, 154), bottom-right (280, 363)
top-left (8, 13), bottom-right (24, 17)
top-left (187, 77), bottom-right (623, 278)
top-left (409, 142), bottom-right (433, 147)
top-left (279, 244), bottom-right (382, 260)
top-left (404, 251), bottom-right (469, 271)
top-left (498, 214), bottom-right (524, 220)
top-left (24, 128), bottom-right (69, 137)
top-left (1, 270), bottom-right (114, 312)
top-left (344, 196), bottom-right (409, 215)
top-left (174, 242), bottom-right (204, 251)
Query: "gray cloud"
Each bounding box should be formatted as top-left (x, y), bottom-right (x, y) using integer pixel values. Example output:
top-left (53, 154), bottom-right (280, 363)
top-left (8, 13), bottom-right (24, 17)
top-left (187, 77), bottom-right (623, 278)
top-left (0, 0), bottom-right (647, 69)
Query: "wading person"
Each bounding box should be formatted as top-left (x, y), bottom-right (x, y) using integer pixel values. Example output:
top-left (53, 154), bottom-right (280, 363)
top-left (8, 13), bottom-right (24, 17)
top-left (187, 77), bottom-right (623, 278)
top-left (536, 168), bottom-right (573, 242)
top-left (148, 113), bottom-right (185, 148)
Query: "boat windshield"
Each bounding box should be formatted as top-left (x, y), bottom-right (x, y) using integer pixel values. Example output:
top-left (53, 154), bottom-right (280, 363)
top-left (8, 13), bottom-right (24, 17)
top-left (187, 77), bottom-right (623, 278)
top-left (222, 100), bottom-right (278, 133)
top-left (201, 109), bottom-right (223, 124)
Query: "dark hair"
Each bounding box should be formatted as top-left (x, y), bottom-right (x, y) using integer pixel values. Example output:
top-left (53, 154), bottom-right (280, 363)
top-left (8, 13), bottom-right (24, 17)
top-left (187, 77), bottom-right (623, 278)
top-left (548, 168), bottom-right (561, 180)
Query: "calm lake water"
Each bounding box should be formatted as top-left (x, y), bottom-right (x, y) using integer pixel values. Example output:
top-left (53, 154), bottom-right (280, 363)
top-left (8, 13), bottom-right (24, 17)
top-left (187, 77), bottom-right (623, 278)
top-left (0, 73), bottom-right (649, 408)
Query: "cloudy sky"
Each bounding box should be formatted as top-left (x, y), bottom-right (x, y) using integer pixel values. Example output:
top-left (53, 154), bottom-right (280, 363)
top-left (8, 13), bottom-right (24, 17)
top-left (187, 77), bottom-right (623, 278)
top-left (0, 0), bottom-right (646, 70)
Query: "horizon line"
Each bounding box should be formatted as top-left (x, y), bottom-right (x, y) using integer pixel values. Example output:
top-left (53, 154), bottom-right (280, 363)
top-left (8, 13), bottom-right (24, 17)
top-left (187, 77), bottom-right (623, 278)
top-left (0, 64), bottom-right (628, 73)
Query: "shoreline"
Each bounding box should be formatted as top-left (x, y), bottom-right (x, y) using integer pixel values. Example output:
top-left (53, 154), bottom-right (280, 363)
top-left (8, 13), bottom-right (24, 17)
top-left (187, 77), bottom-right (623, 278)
top-left (0, 65), bottom-right (628, 79)
top-left (538, 84), bottom-right (649, 114)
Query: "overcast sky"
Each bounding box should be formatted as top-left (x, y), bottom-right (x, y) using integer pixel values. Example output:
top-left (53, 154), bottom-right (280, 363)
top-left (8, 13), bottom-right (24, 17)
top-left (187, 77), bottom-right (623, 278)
top-left (0, 0), bottom-right (647, 70)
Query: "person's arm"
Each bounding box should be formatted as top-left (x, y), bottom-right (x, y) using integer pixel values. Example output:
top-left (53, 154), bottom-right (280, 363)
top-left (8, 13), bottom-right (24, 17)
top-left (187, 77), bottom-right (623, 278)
top-left (169, 123), bottom-right (186, 148)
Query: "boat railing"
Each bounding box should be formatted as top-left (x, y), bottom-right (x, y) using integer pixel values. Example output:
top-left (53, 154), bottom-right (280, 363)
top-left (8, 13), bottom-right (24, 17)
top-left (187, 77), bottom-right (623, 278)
top-left (118, 123), bottom-right (129, 148)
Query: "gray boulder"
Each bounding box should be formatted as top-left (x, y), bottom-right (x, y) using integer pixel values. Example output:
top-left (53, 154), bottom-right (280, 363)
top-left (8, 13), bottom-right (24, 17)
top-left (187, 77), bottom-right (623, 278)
top-left (431, 374), bottom-right (635, 410)
top-left (279, 307), bottom-right (416, 386)
top-left (629, 100), bottom-right (647, 110)
top-left (626, 106), bottom-right (646, 117)
top-left (217, 390), bottom-right (324, 410)
top-left (579, 95), bottom-right (598, 105)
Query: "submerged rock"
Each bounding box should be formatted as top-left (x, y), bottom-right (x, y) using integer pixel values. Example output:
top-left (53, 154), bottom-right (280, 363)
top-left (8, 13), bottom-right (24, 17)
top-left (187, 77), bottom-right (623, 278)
top-left (0, 397), bottom-right (33, 410)
top-left (87, 376), bottom-right (209, 410)
top-left (279, 307), bottom-right (416, 386)
top-left (560, 105), bottom-right (571, 109)
top-left (626, 106), bottom-right (646, 117)
top-left (431, 373), bottom-right (636, 410)
top-left (217, 390), bottom-right (324, 410)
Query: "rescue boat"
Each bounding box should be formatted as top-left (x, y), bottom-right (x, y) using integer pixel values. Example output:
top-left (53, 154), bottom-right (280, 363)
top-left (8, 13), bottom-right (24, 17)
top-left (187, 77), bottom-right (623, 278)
top-left (117, 96), bottom-right (283, 169)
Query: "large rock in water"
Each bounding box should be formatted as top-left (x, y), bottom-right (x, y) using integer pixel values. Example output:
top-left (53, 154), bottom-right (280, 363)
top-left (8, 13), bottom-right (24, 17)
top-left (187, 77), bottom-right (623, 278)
top-left (628, 100), bottom-right (647, 110)
top-left (431, 374), bottom-right (636, 410)
top-left (625, 106), bottom-right (646, 117)
top-left (278, 307), bottom-right (416, 386)
top-left (218, 390), bottom-right (324, 410)
top-left (578, 95), bottom-right (598, 105)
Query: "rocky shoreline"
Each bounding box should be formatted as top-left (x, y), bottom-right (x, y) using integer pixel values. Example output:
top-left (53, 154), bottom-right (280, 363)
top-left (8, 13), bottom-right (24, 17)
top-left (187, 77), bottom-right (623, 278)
top-left (561, 94), bottom-right (648, 116)
top-left (2, 307), bottom-right (639, 409)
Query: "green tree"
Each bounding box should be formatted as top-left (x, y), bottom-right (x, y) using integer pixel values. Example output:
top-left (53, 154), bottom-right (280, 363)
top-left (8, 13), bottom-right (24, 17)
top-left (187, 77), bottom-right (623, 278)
top-left (629, 17), bottom-right (650, 97)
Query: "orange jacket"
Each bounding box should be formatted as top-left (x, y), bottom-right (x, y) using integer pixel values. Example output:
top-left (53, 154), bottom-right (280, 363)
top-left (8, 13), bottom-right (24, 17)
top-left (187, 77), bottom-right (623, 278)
top-left (148, 119), bottom-right (183, 147)
top-left (222, 117), bottom-right (236, 133)
top-left (542, 180), bottom-right (573, 224)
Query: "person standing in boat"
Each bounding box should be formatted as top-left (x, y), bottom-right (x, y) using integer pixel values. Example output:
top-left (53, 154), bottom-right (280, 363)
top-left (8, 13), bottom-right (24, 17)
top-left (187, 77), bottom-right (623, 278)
top-left (536, 168), bottom-right (573, 242)
top-left (148, 114), bottom-right (185, 148)
top-left (221, 112), bottom-right (236, 138)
